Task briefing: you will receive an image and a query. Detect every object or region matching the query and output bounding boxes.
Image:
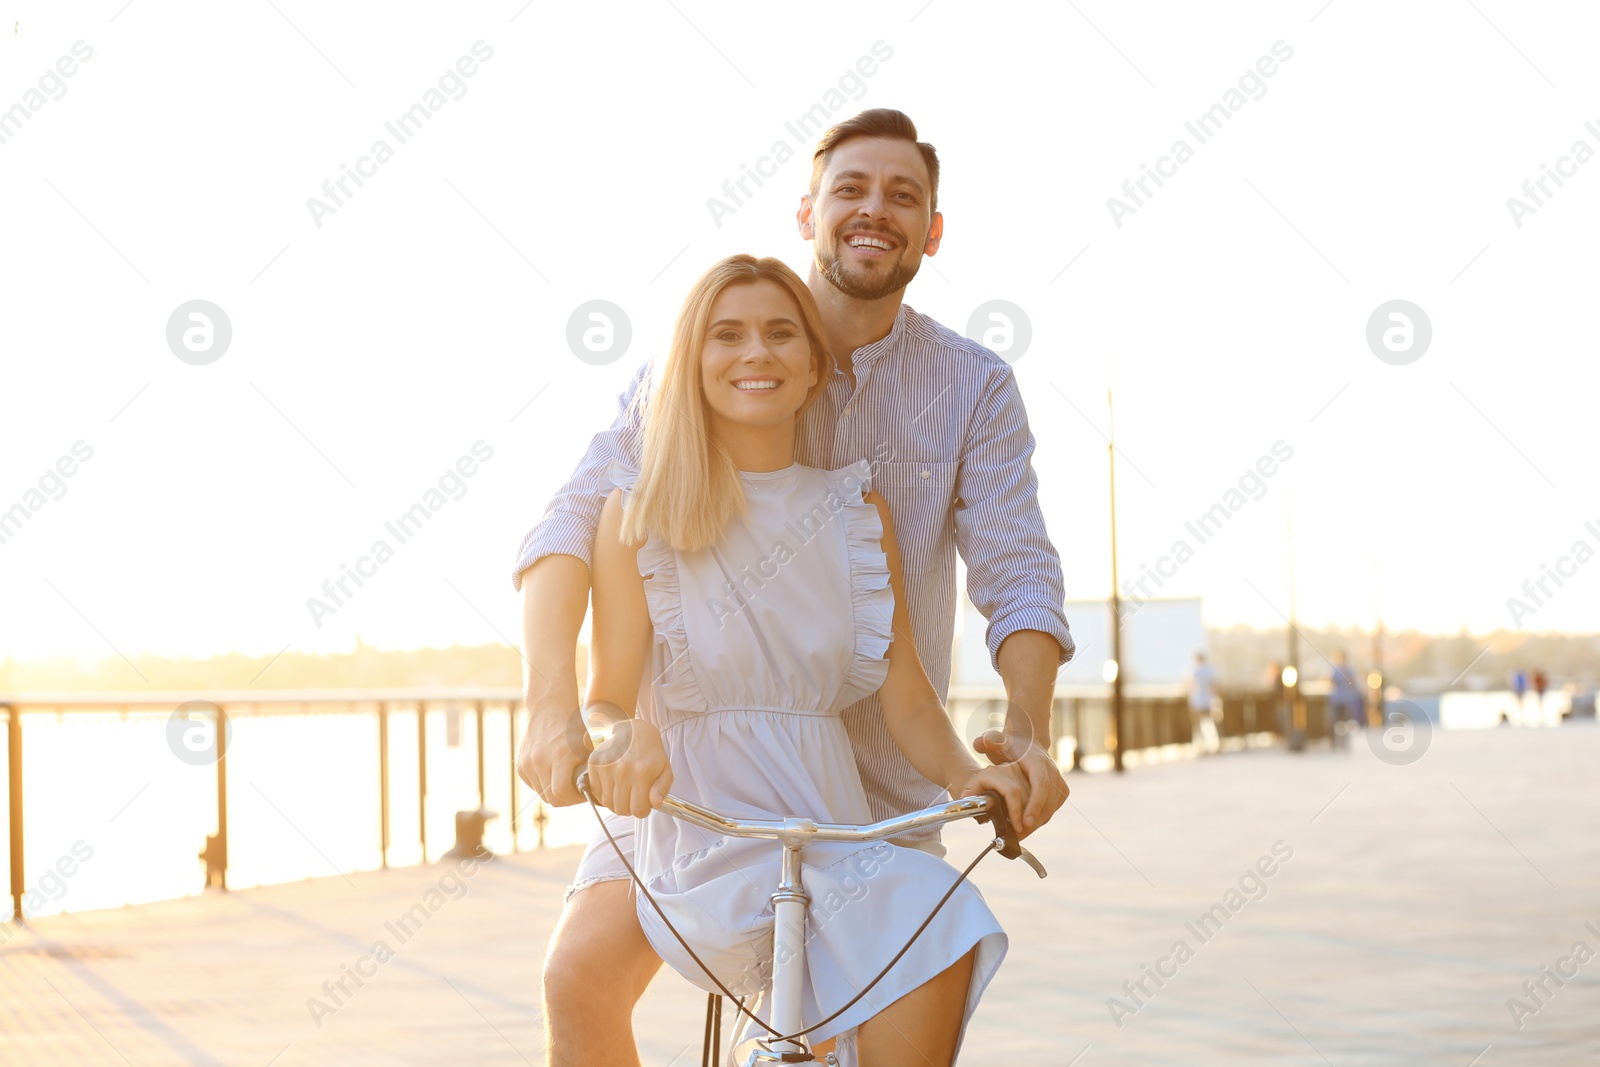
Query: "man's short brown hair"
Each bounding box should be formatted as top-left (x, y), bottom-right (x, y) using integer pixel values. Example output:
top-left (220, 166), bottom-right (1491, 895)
top-left (809, 108), bottom-right (940, 212)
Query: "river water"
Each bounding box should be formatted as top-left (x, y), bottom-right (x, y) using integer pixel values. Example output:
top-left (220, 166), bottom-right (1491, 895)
top-left (1, 706), bottom-right (596, 921)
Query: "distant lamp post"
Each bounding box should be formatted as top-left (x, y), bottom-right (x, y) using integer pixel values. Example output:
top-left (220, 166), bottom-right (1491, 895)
top-left (1283, 661), bottom-right (1308, 752)
top-left (1102, 659), bottom-right (1123, 767)
top-left (1107, 390), bottom-right (1126, 773)
top-left (1284, 488), bottom-right (1307, 750)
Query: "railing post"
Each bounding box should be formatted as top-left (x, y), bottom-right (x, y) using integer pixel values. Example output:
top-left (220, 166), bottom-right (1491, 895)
top-left (1070, 697), bottom-right (1083, 771)
top-left (475, 702), bottom-right (486, 808)
top-left (378, 703), bottom-right (390, 870)
top-left (508, 703), bottom-right (519, 852)
top-left (215, 705), bottom-right (229, 891)
top-left (417, 703), bottom-right (428, 863)
top-left (1047, 698), bottom-right (1062, 764)
top-left (6, 704), bottom-right (21, 922)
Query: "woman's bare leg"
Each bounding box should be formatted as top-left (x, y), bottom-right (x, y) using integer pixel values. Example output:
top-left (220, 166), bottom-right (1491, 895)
top-left (542, 880), bottom-right (663, 1067)
top-left (854, 948), bottom-right (976, 1066)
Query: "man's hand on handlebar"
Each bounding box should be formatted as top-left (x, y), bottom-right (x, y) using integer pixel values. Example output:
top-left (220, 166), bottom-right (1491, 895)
top-left (515, 704), bottom-right (592, 807)
top-left (972, 730), bottom-right (1069, 838)
top-left (953, 762), bottom-right (1029, 841)
top-left (585, 718), bottom-right (674, 819)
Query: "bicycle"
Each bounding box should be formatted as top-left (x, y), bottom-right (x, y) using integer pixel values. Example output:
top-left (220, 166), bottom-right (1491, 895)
top-left (574, 768), bottom-right (1048, 1065)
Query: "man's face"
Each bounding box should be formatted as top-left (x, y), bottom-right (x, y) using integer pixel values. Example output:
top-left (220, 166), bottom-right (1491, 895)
top-left (800, 137), bottom-right (943, 301)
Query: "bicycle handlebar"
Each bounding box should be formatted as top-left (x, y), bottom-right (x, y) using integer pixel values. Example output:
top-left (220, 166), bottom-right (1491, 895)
top-left (573, 768), bottom-right (1045, 876)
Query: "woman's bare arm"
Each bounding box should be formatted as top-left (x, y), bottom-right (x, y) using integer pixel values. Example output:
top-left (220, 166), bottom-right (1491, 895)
top-left (585, 489), bottom-right (672, 816)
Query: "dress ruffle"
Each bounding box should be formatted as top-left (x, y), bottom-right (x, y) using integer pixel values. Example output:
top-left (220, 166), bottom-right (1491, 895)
top-left (827, 460), bottom-right (895, 714)
top-left (610, 460), bottom-right (708, 716)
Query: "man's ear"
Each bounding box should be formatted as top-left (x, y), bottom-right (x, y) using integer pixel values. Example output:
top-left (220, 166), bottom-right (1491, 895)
top-left (797, 195), bottom-right (815, 240)
top-left (923, 211), bottom-right (944, 256)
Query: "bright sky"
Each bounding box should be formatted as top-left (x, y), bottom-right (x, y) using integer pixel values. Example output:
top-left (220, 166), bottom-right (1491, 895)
top-left (2, 0), bottom-right (1596, 666)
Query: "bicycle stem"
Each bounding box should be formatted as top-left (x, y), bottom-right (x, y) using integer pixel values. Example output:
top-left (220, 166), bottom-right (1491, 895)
top-left (768, 844), bottom-right (808, 1058)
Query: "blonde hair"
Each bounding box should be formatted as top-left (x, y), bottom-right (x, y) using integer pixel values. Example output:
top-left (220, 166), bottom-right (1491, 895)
top-left (621, 255), bottom-right (833, 551)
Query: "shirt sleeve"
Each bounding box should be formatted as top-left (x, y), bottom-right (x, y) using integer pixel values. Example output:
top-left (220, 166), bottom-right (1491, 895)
top-left (509, 364), bottom-right (649, 591)
top-left (954, 365), bottom-right (1074, 668)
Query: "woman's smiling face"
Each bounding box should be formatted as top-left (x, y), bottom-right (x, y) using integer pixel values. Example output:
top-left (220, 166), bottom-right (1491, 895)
top-left (699, 279), bottom-right (820, 433)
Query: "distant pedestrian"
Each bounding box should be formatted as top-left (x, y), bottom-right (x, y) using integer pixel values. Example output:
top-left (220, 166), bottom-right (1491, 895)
top-left (1187, 652), bottom-right (1221, 755)
top-left (1511, 669), bottom-right (1529, 724)
top-left (1329, 651), bottom-right (1361, 749)
top-left (1533, 670), bottom-right (1550, 724)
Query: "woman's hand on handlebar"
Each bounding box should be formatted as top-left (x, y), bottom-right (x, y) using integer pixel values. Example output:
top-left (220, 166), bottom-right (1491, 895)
top-left (954, 761), bottom-right (1028, 840)
top-left (585, 718), bottom-right (674, 819)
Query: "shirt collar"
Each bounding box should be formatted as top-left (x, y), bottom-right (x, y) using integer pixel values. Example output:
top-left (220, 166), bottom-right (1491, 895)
top-left (846, 303), bottom-right (912, 373)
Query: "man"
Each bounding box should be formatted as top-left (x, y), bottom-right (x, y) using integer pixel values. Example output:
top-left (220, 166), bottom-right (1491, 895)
top-left (1328, 650), bottom-right (1361, 747)
top-left (513, 109), bottom-right (1072, 1066)
top-left (1187, 651), bottom-right (1220, 755)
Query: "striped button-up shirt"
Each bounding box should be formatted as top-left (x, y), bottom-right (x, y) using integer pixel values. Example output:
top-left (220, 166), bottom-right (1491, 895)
top-left (513, 303), bottom-right (1072, 829)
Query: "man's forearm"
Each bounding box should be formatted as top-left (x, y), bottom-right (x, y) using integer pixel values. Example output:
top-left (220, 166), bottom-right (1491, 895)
top-left (996, 629), bottom-right (1061, 747)
top-left (521, 553), bottom-right (591, 720)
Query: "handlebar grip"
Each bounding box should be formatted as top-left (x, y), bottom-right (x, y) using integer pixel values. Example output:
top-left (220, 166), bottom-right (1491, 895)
top-left (978, 790), bottom-right (1023, 860)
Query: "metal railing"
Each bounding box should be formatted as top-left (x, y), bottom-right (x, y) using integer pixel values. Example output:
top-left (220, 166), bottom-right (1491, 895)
top-left (948, 682), bottom-right (1340, 767)
top-left (3, 683), bottom-right (1348, 920)
top-left (1, 689), bottom-right (543, 921)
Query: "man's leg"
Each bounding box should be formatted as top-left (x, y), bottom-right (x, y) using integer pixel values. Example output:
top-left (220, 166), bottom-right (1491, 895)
top-left (543, 880), bottom-right (663, 1067)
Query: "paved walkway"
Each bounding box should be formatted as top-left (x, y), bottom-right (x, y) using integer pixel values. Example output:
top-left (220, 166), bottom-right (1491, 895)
top-left (2, 725), bottom-right (1596, 1065)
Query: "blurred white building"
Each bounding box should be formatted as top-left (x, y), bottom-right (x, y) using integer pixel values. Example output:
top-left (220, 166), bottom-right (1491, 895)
top-left (951, 594), bottom-right (1206, 697)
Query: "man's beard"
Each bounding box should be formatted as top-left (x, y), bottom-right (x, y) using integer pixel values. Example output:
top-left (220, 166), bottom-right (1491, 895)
top-left (816, 240), bottom-right (921, 301)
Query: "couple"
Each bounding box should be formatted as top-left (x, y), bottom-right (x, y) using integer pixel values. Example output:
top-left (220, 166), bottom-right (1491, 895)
top-left (514, 109), bottom-right (1074, 1066)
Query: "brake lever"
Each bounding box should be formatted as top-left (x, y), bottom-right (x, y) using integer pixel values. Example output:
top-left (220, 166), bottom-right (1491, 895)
top-left (977, 792), bottom-right (1048, 879)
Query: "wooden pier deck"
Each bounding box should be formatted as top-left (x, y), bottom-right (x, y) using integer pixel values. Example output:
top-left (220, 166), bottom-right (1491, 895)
top-left (2, 725), bottom-right (1596, 1065)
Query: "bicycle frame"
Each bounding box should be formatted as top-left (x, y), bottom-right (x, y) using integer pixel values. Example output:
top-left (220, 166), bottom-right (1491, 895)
top-left (577, 772), bottom-right (1045, 1065)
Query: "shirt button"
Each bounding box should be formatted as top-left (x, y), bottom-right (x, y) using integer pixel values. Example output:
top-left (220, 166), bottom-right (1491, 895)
top-left (920, 470), bottom-right (931, 479)
top-left (842, 406), bottom-right (852, 417)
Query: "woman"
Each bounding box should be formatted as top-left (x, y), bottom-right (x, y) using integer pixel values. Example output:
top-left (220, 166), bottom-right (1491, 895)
top-left (582, 254), bottom-right (1025, 1065)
